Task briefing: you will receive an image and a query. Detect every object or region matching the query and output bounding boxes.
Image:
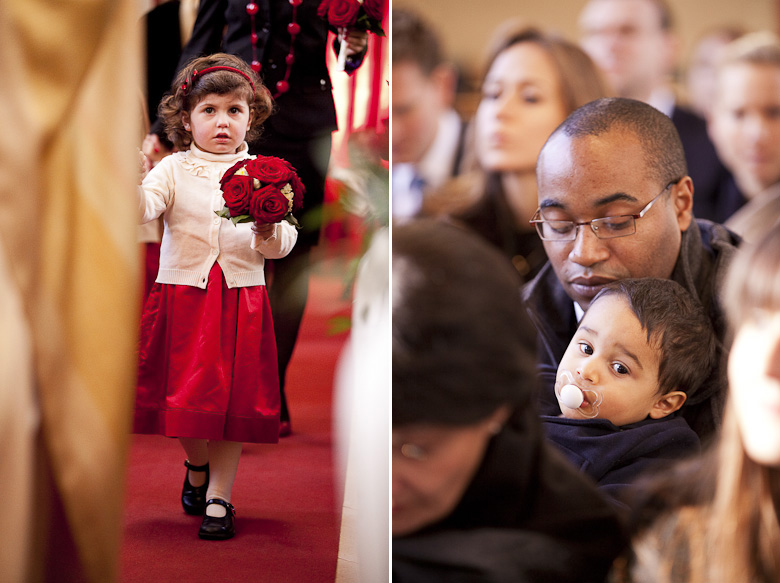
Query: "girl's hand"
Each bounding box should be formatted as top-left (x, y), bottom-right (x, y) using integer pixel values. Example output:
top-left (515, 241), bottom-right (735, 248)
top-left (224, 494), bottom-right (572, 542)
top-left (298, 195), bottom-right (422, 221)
top-left (252, 221), bottom-right (275, 240)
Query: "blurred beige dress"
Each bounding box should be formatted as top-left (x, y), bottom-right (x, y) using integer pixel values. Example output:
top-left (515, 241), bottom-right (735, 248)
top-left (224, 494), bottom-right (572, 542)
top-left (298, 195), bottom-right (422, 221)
top-left (0, 1), bottom-right (141, 581)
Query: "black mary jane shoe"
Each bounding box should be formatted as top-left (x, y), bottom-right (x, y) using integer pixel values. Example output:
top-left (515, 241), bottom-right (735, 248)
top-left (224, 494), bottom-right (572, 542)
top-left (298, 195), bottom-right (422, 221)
top-left (198, 499), bottom-right (236, 540)
top-left (181, 460), bottom-right (209, 516)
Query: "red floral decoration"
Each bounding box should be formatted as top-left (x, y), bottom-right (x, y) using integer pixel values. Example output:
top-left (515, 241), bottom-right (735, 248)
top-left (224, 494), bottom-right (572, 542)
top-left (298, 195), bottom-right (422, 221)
top-left (317, 0), bottom-right (385, 36)
top-left (216, 155), bottom-right (305, 228)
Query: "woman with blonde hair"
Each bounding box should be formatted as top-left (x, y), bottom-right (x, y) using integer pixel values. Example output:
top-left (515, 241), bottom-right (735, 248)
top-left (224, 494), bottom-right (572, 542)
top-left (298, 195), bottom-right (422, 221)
top-left (423, 24), bottom-right (608, 281)
top-left (617, 223), bottom-right (780, 582)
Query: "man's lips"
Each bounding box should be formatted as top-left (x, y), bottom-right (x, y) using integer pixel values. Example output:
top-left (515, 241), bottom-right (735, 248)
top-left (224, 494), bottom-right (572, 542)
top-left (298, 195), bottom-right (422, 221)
top-left (567, 276), bottom-right (615, 295)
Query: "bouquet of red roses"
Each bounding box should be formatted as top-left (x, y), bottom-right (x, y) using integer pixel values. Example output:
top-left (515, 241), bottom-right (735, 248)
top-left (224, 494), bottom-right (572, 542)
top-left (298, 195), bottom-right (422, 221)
top-left (317, 0), bottom-right (386, 70)
top-left (216, 156), bottom-right (305, 229)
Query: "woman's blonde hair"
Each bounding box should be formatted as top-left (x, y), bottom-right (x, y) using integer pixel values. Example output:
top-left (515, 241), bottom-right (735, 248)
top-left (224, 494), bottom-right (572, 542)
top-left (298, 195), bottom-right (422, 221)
top-left (158, 53), bottom-right (274, 149)
top-left (711, 224), bottom-right (780, 582)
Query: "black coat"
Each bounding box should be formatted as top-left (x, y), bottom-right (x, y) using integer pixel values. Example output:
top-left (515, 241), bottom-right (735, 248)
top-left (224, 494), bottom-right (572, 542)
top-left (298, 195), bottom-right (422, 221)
top-left (393, 423), bottom-right (627, 583)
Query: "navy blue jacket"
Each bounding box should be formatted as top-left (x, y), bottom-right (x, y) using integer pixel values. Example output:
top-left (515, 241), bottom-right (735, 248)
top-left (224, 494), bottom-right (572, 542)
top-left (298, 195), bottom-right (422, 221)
top-left (542, 415), bottom-right (700, 502)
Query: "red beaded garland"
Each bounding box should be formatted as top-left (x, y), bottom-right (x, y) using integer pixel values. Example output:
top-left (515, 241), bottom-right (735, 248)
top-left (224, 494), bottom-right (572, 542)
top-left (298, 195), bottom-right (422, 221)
top-left (275, 80), bottom-right (290, 94)
top-left (246, 0), bottom-right (300, 98)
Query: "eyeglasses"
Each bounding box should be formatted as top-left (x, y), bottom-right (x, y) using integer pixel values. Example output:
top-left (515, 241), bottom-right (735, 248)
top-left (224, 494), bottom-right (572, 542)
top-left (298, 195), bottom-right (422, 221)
top-left (529, 181), bottom-right (678, 242)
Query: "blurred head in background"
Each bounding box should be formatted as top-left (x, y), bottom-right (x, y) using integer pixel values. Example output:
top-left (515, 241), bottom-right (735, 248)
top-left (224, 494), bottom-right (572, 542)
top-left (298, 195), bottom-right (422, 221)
top-left (578, 0), bottom-right (678, 103)
top-left (709, 32), bottom-right (780, 200)
top-left (391, 8), bottom-right (458, 165)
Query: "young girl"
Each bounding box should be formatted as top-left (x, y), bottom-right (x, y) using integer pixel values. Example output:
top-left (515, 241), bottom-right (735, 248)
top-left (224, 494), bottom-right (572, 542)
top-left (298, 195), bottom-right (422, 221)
top-left (135, 53), bottom-right (297, 540)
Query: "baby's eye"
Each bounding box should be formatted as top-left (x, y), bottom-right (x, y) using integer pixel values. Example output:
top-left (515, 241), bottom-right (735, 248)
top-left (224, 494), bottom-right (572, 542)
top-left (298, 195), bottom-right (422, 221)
top-left (612, 362), bottom-right (630, 375)
top-left (203, 107), bottom-right (215, 114)
top-left (578, 342), bottom-right (593, 355)
top-left (229, 107), bottom-right (242, 114)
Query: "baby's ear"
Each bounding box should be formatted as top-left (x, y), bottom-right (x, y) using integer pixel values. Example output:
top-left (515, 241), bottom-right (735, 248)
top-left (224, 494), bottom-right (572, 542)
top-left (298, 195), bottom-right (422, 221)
top-left (649, 390), bottom-right (687, 419)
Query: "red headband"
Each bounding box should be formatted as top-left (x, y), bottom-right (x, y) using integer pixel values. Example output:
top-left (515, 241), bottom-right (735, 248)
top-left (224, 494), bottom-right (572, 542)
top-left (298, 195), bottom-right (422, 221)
top-left (181, 66), bottom-right (256, 94)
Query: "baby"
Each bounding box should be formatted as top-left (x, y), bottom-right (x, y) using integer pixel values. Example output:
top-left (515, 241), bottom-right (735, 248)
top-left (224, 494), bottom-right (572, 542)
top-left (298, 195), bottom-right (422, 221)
top-left (541, 278), bottom-right (717, 502)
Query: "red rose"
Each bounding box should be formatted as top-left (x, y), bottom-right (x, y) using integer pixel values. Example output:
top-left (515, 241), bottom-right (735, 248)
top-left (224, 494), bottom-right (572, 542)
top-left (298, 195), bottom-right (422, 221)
top-left (220, 159), bottom-right (250, 187)
top-left (327, 0), bottom-right (360, 27)
top-left (317, 0), bottom-right (331, 19)
top-left (221, 174), bottom-right (253, 215)
top-left (288, 173), bottom-right (305, 212)
top-left (250, 185), bottom-right (289, 223)
top-left (361, 0), bottom-right (384, 22)
top-left (245, 156), bottom-right (294, 185)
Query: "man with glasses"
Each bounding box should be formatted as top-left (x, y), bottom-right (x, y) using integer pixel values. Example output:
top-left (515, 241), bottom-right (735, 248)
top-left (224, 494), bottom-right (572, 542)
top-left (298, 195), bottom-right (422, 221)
top-left (523, 97), bottom-right (740, 441)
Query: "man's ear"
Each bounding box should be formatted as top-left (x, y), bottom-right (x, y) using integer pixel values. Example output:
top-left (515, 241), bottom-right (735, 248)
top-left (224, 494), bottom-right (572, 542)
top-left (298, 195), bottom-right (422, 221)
top-left (649, 390), bottom-right (687, 419)
top-left (672, 177), bottom-right (694, 232)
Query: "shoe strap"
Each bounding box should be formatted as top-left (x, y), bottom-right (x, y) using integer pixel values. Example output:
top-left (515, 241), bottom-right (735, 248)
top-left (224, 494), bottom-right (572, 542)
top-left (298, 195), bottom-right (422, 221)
top-left (184, 460), bottom-right (209, 472)
top-left (205, 498), bottom-right (235, 515)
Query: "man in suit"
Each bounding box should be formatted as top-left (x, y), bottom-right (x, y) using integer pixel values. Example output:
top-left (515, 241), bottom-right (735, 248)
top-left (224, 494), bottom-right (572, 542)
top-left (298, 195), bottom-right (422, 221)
top-left (578, 0), bottom-right (736, 223)
top-left (144, 0), bottom-right (369, 436)
top-left (391, 8), bottom-right (464, 221)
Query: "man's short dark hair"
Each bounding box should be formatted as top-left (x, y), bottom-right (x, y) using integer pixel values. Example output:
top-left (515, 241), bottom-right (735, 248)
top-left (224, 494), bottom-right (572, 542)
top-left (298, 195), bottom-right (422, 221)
top-left (593, 278), bottom-right (717, 403)
top-left (391, 8), bottom-right (446, 75)
top-left (551, 97), bottom-right (688, 187)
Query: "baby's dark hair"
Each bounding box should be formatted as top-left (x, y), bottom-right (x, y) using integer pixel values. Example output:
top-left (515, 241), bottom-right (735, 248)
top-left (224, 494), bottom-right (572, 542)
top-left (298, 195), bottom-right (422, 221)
top-left (158, 53), bottom-right (273, 149)
top-left (592, 278), bottom-right (717, 402)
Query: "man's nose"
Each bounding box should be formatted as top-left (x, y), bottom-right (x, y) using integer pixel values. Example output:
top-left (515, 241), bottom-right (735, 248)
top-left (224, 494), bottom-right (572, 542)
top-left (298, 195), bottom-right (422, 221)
top-left (568, 224), bottom-right (610, 267)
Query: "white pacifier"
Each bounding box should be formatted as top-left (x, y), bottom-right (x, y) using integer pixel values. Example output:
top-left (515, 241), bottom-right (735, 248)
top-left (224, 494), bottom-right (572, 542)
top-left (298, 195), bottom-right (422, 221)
top-left (554, 370), bottom-right (603, 418)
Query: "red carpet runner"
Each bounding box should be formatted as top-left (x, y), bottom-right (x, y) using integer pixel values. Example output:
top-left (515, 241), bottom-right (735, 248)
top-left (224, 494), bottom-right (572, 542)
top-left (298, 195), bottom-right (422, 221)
top-left (120, 256), bottom-right (353, 583)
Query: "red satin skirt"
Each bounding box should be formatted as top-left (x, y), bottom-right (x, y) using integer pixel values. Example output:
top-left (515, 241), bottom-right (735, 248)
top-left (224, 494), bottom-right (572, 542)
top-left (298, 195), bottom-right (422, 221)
top-left (134, 263), bottom-right (280, 443)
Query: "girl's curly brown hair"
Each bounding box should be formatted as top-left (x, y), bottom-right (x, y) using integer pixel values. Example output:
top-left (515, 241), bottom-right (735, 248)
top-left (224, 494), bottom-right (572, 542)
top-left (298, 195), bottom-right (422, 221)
top-left (158, 53), bottom-right (274, 150)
